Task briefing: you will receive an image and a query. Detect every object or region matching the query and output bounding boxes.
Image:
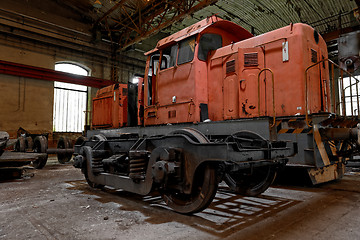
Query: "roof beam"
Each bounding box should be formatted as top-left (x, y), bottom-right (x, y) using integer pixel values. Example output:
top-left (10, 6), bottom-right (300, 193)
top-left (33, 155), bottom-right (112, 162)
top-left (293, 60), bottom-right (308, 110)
top-left (95, 0), bottom-right (127, 26)
top-left (96, 0), bottom-right (219, 50)
top-left (322, 25), bottom-right (360, 42)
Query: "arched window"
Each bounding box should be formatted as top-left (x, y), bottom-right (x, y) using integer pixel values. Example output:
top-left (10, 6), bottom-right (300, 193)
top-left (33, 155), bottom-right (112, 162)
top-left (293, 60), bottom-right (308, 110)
top-left (53, 62), bottom-right (89, 132)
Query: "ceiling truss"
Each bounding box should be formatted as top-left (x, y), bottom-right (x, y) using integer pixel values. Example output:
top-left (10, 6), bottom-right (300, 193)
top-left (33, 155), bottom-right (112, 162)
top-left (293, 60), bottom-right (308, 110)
top-left (94, 0), bottom-right (218, 50)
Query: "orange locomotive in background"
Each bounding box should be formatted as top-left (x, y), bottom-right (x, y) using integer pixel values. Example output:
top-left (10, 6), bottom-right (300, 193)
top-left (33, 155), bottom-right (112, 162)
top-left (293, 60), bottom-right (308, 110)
top-left (85, 15), bottom-right (360, 205)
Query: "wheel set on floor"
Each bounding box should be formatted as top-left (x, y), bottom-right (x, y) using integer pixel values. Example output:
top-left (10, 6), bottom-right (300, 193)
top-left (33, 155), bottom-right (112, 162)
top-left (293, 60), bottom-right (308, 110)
top-left (14, 135), bottom-right (78, 169)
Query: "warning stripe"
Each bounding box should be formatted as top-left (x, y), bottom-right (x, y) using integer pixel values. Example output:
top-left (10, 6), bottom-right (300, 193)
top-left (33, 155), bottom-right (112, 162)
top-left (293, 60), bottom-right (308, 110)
top-left (277, 128), bottom-right (313, 134)
top-left (276, 120), bottom-right (282, 133)
top-left (275, 118), bottom-right (312, 134)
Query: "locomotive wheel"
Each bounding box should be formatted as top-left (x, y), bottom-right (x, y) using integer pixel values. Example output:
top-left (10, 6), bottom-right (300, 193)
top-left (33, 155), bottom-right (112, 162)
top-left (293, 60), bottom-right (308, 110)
top-left (75, 136), bottom-right (87, 146)
top-left (224, 130), bottom-right (276, 196)
top-left (162, 164), bottom-right (218, 214)
top-left (25, 137), bottom-right (33, 151)
top-left (168, 127), bottom-right (210, 143)
top-left (57, 137), bottom-right (73, 164)
top-left (89, 134), bottom-right (107, 142)
top-left (14, 136), bottom-right (26, 152)
top-left (224, 166), bottom-right (277, 196)
top-left (32, 136), bottom-right (48, 169)
top-left (162, 128), bottom-right (218, 214)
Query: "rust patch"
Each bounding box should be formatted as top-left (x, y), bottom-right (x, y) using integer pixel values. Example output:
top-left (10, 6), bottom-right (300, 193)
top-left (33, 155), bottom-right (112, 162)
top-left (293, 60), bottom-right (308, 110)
top-left (281, 104), bottom-right (285, 113)
top-left (242, 99), bottom-right (250, 115)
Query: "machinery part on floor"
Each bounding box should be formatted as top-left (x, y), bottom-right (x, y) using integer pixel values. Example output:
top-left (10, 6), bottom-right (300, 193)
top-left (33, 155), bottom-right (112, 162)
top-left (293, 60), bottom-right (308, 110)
top-left (56, 137), bottom-right (73, 164)
top-left (12, 128), bottom-right (80, 168)
top-left (25, 137), bottom-right (33, 151)
top-left (0, 131), bottom-right (9, 157)
top-left (32, 136), bottom-right (48, 169)
top-left (224, 131), bottom-right (278, 196)
top-left (0, 150), bottom-right (45, 181)
top-left (74, 127), bottom-right (292, 214)
top-left (0, 131), bottom-right (43, 178)
top-left (14, 136), bottom-right (26, 152)
top-left (47, 137), bottom-right (88, 164)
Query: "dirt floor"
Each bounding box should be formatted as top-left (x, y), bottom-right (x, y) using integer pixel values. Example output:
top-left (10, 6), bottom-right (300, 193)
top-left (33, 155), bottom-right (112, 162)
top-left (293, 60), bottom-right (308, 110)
top-left (1, 158), bottom-right (360, 240)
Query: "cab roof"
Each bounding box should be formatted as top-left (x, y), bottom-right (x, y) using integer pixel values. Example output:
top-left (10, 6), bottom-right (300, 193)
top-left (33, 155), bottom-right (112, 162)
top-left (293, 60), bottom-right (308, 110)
top-left (145, 15), bottom-right (253, 56)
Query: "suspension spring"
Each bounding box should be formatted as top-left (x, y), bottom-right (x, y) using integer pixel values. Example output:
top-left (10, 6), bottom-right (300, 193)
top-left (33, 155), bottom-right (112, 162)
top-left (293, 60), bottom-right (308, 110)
top-left (129, 158), bottom-right (147, 180)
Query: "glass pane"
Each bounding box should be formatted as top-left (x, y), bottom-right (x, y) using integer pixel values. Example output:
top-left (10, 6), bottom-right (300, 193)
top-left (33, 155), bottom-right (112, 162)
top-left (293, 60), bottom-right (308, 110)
top-left (170, 44), bottom-right (177, 67)
top-left (54, 63), bottom-right (88, 91)
top-left (177, 36), bottom-right (196, 65)
top-left (161, 45), bottom-right (178, 70)
top-left (339, 76), bottom-right (360, 116)
top-left (54, 82), bottom-right (87, 91)
top-left (53, 63), bottom-right (89, 132)
top-left (55, 63), bottom-right (88, 76)
top-left (150, 55), bottom-right (160, 75)
top-left (198, 33), bottom-right (222, 61)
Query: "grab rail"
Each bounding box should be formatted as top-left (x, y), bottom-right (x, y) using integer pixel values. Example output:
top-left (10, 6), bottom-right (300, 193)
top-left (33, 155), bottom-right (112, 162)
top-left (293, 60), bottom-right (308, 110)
top-left (305, 59), bottom-right (360, 127)
top-left (257, 68), bottom-right (276, 128)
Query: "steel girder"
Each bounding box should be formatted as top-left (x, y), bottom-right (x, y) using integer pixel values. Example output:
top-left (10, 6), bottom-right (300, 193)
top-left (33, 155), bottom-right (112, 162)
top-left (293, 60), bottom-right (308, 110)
top-left (0, 60), bottom-right (115, 89)
top-left (95, 0), bottom-right (219, 50)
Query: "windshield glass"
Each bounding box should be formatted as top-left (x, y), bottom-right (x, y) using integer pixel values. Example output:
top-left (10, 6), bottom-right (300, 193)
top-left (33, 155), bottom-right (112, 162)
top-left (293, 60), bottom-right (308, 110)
top-left (178, 36), bottom-right (196, 65)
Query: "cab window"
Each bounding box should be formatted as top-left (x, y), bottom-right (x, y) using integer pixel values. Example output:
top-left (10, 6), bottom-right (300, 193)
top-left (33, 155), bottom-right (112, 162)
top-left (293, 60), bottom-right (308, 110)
top-left (147, 54), bottom-right (162, 105)
top-left (198, 33), bottom-right (222, 61)
top-left (150, 54), bottom-right (167, 75)
top-left (177, 36), bottom-right (196, 65)
top-left (160, 44), bottom-right (177, 70)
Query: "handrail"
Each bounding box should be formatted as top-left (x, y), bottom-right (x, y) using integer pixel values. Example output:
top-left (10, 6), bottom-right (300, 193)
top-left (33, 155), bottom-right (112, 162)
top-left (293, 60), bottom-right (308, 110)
top-left (305, 59), bottom-right (360, 127)
top-left (257, 68), bottom-right (276, 128)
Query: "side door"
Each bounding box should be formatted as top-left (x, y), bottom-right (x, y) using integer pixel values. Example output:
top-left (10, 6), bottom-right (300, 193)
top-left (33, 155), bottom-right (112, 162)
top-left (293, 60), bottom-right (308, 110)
top-left (223, 54), bottom-right (239, 120)
top-left (238, 47), bottom-right (265, 118)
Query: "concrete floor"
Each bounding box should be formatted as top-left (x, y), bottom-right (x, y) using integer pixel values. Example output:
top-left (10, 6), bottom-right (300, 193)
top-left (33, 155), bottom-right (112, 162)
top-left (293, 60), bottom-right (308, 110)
top-left (1, 158), bottom-right (360, 240)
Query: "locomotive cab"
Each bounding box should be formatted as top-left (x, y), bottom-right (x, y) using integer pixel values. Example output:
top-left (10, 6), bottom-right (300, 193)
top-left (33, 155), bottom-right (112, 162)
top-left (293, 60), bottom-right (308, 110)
top-left (143, 16), bottom-right (253, 125)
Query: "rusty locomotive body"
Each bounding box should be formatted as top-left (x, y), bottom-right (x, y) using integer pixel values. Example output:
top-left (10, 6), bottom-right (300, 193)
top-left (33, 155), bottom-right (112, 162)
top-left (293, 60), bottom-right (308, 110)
top-left (74, 16), bottom-right (360, 213)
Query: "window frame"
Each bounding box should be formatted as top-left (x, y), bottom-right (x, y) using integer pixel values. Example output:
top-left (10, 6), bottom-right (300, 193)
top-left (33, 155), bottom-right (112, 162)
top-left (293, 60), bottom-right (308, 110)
top-left (197, 33), bottom-right (223, 61)
top-left (160, 44), bottom-right (178, 71)
top-left (177, 36), bottom-right (196, 66)
top-left (53, 62), bottom-right (89, 133)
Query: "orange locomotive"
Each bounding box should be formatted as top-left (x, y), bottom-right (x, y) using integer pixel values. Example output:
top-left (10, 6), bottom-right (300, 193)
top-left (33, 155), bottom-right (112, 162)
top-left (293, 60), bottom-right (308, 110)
top-left (93, 16), bottom-right (330, 126)
top-left (76, 16), bottom-right (360, 213)
top-left (142, 16), bottom-right (329, 125)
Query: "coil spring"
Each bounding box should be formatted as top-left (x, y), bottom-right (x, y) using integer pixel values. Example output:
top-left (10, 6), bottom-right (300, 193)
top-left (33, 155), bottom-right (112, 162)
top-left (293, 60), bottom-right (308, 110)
top-left (129, 158), bottom-right (147, 180)
top-left (91, 157), bottom-right (103, 173)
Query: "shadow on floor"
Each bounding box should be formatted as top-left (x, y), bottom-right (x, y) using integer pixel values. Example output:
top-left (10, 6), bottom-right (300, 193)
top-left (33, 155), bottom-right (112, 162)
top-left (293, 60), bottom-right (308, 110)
top-left (66, 180), bottom-right (301, 238)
